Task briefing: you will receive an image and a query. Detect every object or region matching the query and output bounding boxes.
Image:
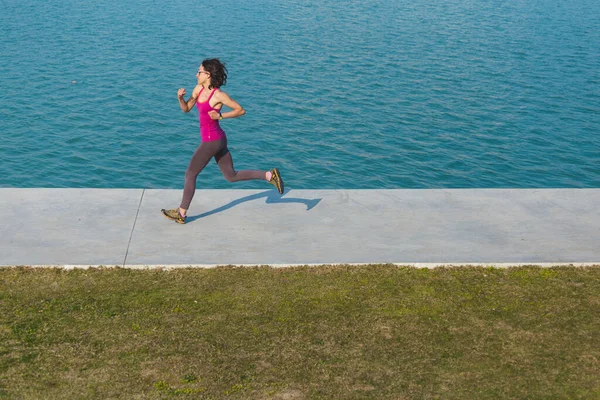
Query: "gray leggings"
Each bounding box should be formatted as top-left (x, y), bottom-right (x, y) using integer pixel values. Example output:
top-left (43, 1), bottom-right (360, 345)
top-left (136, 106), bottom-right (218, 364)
top-left (180, 136), bottom-right (264, 210)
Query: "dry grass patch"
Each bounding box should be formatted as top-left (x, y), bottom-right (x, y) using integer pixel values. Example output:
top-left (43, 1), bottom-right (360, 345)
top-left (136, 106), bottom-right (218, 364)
top-left (1, 265), bottom-right (599, 399)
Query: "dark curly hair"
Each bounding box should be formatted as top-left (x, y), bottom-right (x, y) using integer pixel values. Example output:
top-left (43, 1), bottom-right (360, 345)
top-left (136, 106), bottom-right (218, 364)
top-left (202, 58), bottom-right (228, 89)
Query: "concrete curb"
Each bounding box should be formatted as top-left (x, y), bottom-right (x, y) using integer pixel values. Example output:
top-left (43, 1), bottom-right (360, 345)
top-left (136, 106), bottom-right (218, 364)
top-left (4, 263), bottom-right (599, 270)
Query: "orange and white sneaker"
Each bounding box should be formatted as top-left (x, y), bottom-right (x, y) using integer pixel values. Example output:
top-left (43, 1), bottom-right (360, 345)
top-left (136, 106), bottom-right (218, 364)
top-left (269, 168), bottom-right (284, 195)
top-left (161, 208), bottom-right (186, 224)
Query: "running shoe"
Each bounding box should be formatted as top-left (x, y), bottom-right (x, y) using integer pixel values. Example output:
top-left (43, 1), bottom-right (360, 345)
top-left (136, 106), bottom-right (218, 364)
top-left (269, 168), bottom-right (284, 194)
top-left (161, 208), bottom-right (186, 224)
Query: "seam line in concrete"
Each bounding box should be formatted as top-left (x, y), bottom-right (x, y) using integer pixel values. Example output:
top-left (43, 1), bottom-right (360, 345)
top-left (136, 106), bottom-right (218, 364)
top-left (123, 189), bottom-right (145, 267)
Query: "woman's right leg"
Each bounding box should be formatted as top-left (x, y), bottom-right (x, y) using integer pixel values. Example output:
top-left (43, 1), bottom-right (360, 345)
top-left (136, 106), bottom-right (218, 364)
top-left (217, 151), bottom-right (266, 182)
top-left (217, 150), bottom-right (284, 194)
top-left (215, 136), bottom-right (266, 182)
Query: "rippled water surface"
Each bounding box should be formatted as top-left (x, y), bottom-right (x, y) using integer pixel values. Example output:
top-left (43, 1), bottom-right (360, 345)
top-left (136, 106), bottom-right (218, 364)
top-left (1, 0), bottom-right (599, 188)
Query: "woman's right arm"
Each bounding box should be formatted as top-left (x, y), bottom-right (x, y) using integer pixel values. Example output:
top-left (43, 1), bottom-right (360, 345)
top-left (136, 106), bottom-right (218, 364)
top-left (178, 86), bottom-right (200, 112)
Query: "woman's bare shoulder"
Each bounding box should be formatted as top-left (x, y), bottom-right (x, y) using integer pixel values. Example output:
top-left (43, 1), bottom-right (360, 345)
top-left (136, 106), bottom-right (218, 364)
top-left (214, 88), bottom-right (230, 99)
top-left (192, 85), bottom-right (202, 96)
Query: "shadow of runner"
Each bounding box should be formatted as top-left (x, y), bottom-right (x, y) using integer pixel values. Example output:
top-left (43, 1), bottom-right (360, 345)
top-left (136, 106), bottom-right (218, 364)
top-left (186, 189), bottom-right (321, 223)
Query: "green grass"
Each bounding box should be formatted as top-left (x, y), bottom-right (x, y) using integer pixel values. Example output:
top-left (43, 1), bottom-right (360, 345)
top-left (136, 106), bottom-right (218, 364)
top-left (1, 265), bottom-right (599, 399)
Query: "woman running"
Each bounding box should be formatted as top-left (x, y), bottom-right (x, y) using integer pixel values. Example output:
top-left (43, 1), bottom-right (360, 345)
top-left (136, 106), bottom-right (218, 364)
top-left (161, 58), bottom-right (284, 224)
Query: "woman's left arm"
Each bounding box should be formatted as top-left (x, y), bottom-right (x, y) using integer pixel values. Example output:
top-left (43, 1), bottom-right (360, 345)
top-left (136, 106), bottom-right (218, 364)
top-left (209, 91), bottom-right (246, 120)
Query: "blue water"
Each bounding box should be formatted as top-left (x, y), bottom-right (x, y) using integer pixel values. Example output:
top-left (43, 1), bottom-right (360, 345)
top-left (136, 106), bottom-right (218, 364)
top-left (1, 0), bottom-right (599, 189)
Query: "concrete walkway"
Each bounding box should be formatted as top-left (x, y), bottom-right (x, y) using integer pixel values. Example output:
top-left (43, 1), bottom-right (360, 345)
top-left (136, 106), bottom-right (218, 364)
top-left (1, 188), bottom-right (599, 267)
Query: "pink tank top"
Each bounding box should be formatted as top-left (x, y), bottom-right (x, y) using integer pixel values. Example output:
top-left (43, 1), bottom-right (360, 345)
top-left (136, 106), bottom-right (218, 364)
top-left (196, 88), bottom-right (226, 142)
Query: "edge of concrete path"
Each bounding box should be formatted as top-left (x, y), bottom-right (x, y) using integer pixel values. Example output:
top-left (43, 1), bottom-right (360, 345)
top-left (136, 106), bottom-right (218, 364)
top-left (4, 263), bottom-right (599, 269)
